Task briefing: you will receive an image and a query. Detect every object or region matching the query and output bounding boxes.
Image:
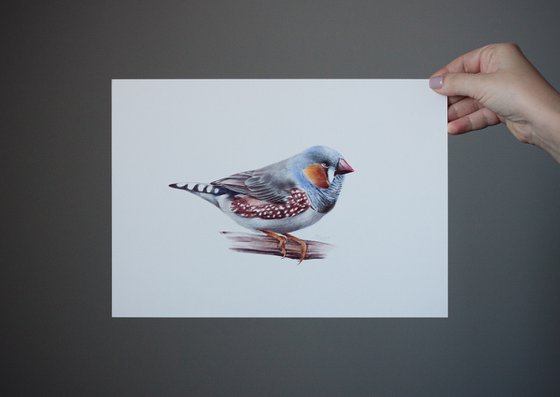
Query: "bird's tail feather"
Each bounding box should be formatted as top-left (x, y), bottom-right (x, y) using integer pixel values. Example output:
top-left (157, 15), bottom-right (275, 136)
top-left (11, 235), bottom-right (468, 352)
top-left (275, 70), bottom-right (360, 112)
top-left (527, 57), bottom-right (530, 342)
top-left (169, 182), bottom-right (228, 207)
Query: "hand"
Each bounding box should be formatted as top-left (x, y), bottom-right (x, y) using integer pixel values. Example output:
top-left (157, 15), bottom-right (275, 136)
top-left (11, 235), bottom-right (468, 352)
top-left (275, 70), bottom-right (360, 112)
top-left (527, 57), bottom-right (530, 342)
top-left (429, 43), bottom-right (560, 162)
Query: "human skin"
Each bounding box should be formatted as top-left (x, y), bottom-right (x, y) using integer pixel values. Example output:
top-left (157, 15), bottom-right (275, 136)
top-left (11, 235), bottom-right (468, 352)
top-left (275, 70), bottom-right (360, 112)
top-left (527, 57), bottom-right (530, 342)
top-left (429, 43), bottom-right (560, 163)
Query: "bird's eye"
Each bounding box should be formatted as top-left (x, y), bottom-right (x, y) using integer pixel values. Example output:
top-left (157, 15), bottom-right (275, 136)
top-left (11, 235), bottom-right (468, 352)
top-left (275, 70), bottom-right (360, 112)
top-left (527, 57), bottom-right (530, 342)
top-left (321, 162), bottom-right (328, 168)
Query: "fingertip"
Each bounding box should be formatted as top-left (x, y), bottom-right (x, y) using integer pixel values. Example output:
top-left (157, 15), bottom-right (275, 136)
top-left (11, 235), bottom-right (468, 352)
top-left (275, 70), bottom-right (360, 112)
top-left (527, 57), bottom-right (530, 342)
top-left (447, 127), bottom-right (461, 135)
top-left (429, 75), bottom-right (444, 90)
top-left (447, 120), bottom-right (467, 135)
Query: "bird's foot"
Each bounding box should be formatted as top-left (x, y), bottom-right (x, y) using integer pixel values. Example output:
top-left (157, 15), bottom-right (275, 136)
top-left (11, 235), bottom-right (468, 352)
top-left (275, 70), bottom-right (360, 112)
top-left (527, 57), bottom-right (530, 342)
top-left (284, 233), bottom-right (308, 264)
top-left (261, 230), bottom-right (287, 257)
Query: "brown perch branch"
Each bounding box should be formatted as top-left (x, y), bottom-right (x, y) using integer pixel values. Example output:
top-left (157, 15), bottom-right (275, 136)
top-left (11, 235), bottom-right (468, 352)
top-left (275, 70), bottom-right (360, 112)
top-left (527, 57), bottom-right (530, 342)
top-left (220, 231), bottom-right (332, 261)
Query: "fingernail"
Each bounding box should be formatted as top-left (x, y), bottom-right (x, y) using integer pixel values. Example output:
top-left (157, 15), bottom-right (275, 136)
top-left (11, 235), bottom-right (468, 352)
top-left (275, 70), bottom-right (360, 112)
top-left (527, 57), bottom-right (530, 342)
top-left (429, 75), bottom-right (444, 89)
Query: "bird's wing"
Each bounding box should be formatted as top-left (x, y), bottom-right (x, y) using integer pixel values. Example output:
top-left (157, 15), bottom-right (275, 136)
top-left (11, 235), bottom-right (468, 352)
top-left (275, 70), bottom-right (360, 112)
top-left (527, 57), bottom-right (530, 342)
top-left (212, 161), bottom-right (295, 203)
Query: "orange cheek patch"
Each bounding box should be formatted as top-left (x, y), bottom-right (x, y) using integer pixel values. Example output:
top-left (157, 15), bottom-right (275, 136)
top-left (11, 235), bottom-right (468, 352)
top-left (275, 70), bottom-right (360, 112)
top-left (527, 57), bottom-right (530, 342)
top-left (304, 164), bottom-right (330, 189)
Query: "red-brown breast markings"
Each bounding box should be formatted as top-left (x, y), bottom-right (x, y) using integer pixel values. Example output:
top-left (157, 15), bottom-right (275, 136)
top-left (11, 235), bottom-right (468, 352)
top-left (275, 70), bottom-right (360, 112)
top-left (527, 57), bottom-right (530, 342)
top-left (231, 188), bottom-right (310, 219)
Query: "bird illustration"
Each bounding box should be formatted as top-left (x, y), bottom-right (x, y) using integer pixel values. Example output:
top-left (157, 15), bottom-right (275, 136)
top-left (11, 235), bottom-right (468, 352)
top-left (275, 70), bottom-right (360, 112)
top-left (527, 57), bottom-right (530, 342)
top-left (169, 145), bottom-right (354, 262)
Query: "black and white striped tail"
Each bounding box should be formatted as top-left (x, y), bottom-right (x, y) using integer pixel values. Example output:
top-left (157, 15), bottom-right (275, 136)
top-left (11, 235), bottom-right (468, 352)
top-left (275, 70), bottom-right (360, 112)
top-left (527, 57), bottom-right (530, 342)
top-left (169, 182), bottom-right (228, 207)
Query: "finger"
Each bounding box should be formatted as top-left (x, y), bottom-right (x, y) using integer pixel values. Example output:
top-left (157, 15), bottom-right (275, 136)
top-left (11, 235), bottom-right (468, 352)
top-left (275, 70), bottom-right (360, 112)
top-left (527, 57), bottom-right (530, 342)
top-left (448, 97), bottom-right (484, 122)
top-left (448, 95), bottom-right (466, 105)
top-left (448, 107), bottom-right (501, 135)
top-left (431, 72), bottom-right (489, 101)
top-left (430, 44), bottom-right (491, 77)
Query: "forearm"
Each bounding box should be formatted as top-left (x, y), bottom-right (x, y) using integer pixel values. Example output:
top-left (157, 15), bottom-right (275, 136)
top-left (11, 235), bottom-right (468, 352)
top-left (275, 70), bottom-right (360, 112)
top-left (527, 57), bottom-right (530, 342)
top-left (534, 109), bottom-right (560, 162)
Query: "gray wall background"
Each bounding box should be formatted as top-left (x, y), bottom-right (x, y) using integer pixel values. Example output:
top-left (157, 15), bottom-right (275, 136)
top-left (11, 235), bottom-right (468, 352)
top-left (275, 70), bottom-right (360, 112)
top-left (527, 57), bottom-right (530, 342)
top-left (4, 1), bottom-right (559, 396)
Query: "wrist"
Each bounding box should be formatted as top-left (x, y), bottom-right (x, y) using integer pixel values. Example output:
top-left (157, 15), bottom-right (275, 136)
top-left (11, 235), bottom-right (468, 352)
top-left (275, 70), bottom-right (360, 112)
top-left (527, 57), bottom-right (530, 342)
top-left (531, 91), bottom-right (560, 162)
top-left (511, 82), bottom-right (560, 162)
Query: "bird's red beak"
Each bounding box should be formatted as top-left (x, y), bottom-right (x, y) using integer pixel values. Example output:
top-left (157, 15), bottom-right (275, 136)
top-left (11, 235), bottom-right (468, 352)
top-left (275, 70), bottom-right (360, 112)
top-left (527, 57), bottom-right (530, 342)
top-left (335, 158), bottom-right (354, 175)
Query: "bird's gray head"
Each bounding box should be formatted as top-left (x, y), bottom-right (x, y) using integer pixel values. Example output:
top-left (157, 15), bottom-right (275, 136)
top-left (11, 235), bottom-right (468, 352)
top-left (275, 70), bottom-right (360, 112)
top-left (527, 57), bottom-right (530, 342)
top-left (291, 145), bottom-right (354, 213)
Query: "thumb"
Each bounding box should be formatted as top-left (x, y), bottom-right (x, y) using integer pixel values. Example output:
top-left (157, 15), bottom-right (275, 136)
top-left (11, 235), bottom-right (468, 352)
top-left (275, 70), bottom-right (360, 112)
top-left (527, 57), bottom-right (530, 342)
top-left (429, 72), bottom-right (489, 101)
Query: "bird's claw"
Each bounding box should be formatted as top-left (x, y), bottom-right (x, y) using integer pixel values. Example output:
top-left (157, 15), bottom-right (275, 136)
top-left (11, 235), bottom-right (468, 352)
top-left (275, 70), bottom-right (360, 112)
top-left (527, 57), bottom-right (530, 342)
top-left (279, 238), bottom-right (287, 258)
top-left (261, 230), bottom-right (288, 258)
top-left (285, 233), bottom-right (308, 264)
top-left (261, 230), bottom-right (308, 263)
